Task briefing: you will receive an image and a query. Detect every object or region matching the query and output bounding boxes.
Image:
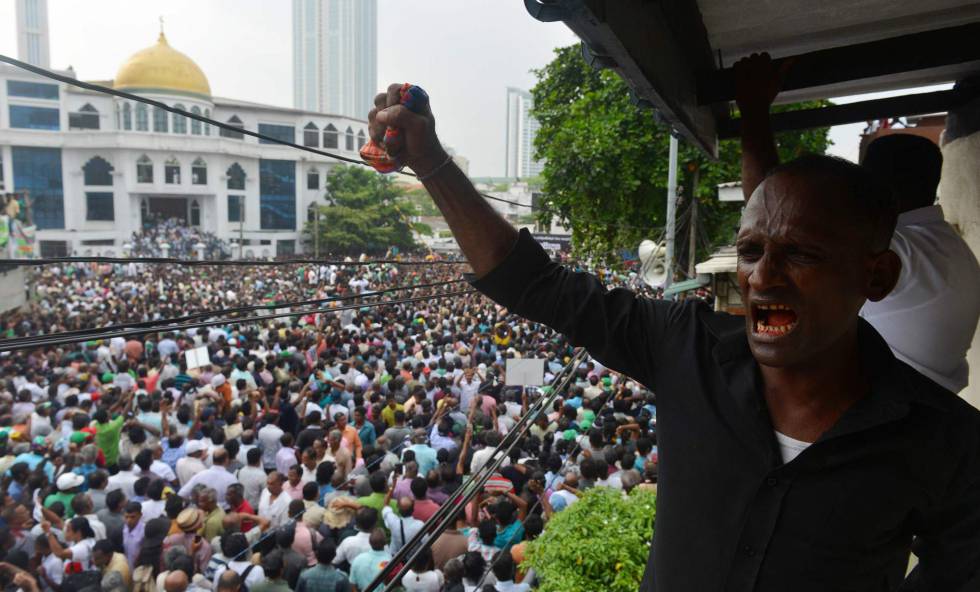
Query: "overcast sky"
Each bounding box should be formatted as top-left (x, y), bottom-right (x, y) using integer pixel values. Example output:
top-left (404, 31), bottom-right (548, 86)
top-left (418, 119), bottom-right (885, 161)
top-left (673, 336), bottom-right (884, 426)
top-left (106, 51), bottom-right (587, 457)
top-left (0, 0), bottom-right (946, 176)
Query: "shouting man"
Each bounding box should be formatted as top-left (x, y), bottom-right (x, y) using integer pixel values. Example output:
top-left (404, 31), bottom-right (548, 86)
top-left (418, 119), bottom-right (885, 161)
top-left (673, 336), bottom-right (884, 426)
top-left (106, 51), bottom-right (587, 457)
top-left (368, 85), bottom-right (980, 590)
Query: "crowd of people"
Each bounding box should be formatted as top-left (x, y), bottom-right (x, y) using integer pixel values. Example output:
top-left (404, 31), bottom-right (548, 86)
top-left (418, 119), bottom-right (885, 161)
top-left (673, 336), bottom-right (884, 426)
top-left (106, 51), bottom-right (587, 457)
top-left (0, 247), bottom-right (660, 592)
top-left (129, 219), bottom-right (231, 261)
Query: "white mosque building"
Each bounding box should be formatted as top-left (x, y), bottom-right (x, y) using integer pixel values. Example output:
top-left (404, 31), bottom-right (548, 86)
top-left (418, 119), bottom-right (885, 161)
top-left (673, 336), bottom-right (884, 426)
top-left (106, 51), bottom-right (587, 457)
top-left (0, 30), bottom-right (371, 258)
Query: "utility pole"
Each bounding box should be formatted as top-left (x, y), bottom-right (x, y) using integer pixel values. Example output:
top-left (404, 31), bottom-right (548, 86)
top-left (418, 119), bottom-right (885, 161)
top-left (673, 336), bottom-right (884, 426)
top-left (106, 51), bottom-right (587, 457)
top-left (314, 206), bottom-right (320, 259)
top-left (238, 197), bottom-right (244, 259)
top-left (663, 134), bottom-right (679, 291)
top-left (688, 163), bottom-right (699, 277)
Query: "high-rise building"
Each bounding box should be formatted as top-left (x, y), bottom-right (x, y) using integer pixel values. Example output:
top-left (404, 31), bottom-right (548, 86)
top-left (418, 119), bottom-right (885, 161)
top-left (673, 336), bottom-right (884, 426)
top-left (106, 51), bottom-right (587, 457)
top-left (293, 0), bottom-right (377, 120)
top-left (16, 0), bottom-right (51, 68)
top-left (505, 87), bottom-right (544, 179)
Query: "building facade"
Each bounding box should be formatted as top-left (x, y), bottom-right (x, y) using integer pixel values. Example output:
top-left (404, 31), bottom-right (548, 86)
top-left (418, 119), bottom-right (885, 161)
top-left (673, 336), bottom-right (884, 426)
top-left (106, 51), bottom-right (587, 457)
top-left (504, 87), bottom-right (544, 179)
top-left (0, 32), bottom-right (370, 258)
top-left (292, 0), bottom-right (378, 120)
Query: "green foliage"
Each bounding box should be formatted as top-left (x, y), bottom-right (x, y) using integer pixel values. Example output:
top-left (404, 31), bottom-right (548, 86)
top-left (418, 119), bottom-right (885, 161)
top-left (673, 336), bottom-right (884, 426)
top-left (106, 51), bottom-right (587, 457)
top-left (530, 45), bottom-right (832, 266)
top-left (304, 166), bottom-right (424, 255)
top-left (526, 487), bottom-right (657, 592)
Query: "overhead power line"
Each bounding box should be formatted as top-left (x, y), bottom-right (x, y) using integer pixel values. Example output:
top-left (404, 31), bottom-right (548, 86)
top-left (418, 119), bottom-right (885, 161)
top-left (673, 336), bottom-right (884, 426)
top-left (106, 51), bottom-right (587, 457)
top-left (2, 278), bottom-right (467, 348)
top-left (0, 53), bottom-right (562, 216)
top-left (2, 256), bottom-right (465, 268)
top-left (0, 288), bottom-right (477, 353)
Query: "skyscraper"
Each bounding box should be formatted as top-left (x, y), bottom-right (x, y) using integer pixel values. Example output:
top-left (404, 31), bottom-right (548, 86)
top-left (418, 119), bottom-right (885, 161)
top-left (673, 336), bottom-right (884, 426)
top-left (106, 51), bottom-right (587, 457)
top-left (293, 0), bottom-right (377, 119)
top-left (16, 0), bottom-right (51, 68)
top-left (505, 87), bottom-right (544, 179)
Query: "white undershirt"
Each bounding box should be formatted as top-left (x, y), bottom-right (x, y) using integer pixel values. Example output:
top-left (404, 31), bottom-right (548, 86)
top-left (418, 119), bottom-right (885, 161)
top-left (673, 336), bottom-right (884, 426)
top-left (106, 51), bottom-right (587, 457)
top-left (774, 431), bottom-right (812, 464)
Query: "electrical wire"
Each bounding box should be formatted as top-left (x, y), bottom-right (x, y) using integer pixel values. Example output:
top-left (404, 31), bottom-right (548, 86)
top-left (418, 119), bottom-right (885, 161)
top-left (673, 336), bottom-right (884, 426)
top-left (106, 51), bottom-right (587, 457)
top-left (2, 255), bottom-right (465, 268)
top-left (0, 288), bottom-right (477, 353)
top-left (0, 53), bottom-right (562, 216)
top-left (2, 278), bottom-right (467, 348)
top-left (364, 348), bottom-right (588, 592)
top-left (226, 436), bottom-right (412, 563)
top-left (472, 387), bottom-right (623, 591)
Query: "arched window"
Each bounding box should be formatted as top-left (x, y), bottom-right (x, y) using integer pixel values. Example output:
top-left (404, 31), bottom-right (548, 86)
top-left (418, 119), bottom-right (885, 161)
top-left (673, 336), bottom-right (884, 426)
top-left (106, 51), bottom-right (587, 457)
top-left (191, 157), bottom-right (207, 185)
top-left (220, 115), bottom-right (244, 140)
top-left (135, 103), bottom-right (148, 131)
top-left (323, 124), bottom-right (338, 149)
top-left (136, 155), bottom-right (153, 183)
top-left (357, 129), bottom-right (366, 150)
top-left (204, 109), bottom-right (212, 136)
top-left (226, 163), bottom-right (246, 190)
top-left (303, 122), bottom-right (319, 147)
top-left (190, 106), bottom-right (202, 135)
top-left (345, 126), bottom-right (354, 151)
top-left (307, 167), bottom-right (320, 190)
top-left (122, 103), bottom-right (132, 130)
top-left (69, 103), bottom-right (100, 130)
top-left (153, 106), bottom-right (168, 132)
top-left (172, 104), bottom-right (187, 134)
top-left (164, 157), bottom-right (180, 184)
top-left (190, 200), bottom-right (201, 226)
top-left (83, 156), bottom-right (113, 186)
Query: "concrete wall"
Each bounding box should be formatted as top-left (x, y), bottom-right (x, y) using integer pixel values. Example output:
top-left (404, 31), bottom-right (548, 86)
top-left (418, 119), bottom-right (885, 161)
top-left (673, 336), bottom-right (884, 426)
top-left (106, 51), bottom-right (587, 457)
top-left (938, 129), bottom-right (980, 409)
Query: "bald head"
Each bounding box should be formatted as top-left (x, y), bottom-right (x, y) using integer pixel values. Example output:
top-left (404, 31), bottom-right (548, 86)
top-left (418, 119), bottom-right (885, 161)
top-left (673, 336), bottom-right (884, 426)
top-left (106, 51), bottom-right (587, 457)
top-left (164, 570), bottom-right (189, 592)
top-left (397, 495), bottom-right (415, 517)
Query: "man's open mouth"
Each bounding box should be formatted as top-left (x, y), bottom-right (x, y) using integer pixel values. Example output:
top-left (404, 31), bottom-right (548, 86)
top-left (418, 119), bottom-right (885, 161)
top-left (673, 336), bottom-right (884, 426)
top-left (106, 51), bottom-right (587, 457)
top-left (752, 303), bottom-right (799, 336)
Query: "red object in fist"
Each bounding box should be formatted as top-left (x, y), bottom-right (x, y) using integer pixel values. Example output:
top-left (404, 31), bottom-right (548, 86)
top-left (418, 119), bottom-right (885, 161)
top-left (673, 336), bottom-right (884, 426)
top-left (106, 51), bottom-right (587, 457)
top-left (360, 83), bottom-right (429, 173)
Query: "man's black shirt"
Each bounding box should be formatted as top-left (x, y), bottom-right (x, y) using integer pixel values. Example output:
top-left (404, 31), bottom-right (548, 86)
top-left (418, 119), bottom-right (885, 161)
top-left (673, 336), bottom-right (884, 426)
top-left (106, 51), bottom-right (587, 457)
top-left (473, 229), bottom-right (980, 591)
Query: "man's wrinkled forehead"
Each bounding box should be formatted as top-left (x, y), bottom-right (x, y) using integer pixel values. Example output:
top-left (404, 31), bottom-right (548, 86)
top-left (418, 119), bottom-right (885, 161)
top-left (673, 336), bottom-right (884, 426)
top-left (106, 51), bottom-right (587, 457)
top-left (741, 172), bottom-right (857, 241)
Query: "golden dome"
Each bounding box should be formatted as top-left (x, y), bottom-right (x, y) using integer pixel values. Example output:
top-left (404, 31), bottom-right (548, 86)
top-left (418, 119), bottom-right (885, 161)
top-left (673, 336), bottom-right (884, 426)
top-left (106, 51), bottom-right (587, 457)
top-left (114, 32), bottom-right (211, 99)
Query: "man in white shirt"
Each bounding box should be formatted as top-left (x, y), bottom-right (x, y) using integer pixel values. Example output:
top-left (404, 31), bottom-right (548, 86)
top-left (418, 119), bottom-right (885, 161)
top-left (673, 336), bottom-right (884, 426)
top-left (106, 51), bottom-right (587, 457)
top-left (334, 507), bottom-right (377, 567)
top-left (258, 472), bottom-right (292, 528)
top-left (257, 418), bottom-right (284, 471)
top-left (860, 134), bottom-right (980, 393)
top-left (177, 448), bottom-right (238, 507)
top-left (106, 456), bottom-right (140, 498)
top-left (236, 447), bottom-right (268, 509)
top-left (382, 497), bottom-right (424, 553)
top-left (175, 441), bottom-right (207, 486)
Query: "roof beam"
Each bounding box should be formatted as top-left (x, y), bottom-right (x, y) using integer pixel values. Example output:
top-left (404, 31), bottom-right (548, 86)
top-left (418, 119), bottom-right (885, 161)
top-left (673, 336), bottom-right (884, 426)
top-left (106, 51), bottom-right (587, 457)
top-left (698, 22), bottom-right (980, 106)
top-left (717, 87), bottom-right (977, 139)
top-left (525, 0), bottom-right (722, 157)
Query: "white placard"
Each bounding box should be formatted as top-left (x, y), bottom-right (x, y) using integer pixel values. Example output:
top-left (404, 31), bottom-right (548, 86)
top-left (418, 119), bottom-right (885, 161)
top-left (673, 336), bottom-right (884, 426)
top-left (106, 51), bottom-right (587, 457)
top-left (185, 346), bottom-right (211, 370)
top-left (506, 358), bottom-right (545, 386)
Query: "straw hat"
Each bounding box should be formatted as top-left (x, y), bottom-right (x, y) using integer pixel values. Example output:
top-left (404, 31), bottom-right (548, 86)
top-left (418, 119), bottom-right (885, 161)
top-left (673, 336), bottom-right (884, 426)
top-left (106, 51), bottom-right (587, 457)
top-left (176, 508), bottom-right (204, 533)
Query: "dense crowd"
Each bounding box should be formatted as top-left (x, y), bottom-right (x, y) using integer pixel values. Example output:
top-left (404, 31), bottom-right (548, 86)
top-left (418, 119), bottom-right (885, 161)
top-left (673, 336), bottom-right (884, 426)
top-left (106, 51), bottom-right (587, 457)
top-left (0, 241), bottom-right (660, 592)
top-left (129, 219), bottom-right (231, 260)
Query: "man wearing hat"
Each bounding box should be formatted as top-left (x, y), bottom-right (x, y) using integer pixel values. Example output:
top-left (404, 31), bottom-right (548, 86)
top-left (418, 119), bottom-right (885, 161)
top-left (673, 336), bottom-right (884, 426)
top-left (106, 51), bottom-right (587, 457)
top-left (176, 440), bottom-right (207, 487)
top-left (46, 473), bottom-right (85, 518)
top-left (164, 507), bottom-right (213, 574)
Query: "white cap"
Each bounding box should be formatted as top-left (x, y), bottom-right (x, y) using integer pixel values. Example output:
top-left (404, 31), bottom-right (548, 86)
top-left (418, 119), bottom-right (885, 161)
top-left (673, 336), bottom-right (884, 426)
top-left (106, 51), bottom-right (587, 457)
top-left (56, 472), bottom-right (85, 491)
top-left (186, 440), bottom-right (205, 455)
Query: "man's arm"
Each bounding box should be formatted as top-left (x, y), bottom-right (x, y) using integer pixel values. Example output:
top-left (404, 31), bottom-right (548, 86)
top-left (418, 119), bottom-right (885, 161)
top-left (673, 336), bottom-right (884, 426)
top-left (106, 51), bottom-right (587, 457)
top-left (372, 84), bottom-right (677, 387)
top-left (372, 88), bottom-right (517, 278)
top-left (734, 53), bottom-right (789, 199)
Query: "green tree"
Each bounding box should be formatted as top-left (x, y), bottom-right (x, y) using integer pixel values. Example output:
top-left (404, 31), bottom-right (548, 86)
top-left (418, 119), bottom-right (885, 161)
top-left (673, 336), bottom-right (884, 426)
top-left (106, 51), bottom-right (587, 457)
top-left (531, 45), bottom-right (832, 267)
top-left (526, 487), bottom-right (657, 592)
top-left (304, 166), bottom-right (429, 256)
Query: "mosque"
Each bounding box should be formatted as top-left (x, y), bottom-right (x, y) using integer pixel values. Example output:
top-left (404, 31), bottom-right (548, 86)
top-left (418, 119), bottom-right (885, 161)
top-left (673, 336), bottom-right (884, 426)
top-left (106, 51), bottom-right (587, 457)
top-left (0, 29), bottom-right (370, 258)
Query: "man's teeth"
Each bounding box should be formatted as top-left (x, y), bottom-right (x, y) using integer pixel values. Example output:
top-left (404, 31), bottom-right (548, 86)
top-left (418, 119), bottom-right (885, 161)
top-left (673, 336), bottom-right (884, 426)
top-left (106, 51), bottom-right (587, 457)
top-left (756, 303), bottom-right (791, 311)
top-left (755, 320), bottom-right (797, 335)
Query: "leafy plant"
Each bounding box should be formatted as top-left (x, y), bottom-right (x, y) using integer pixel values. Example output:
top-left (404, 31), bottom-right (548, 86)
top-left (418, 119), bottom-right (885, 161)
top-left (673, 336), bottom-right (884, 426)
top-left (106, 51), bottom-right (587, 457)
top-left (526, 487), bottom-right (656, 592)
